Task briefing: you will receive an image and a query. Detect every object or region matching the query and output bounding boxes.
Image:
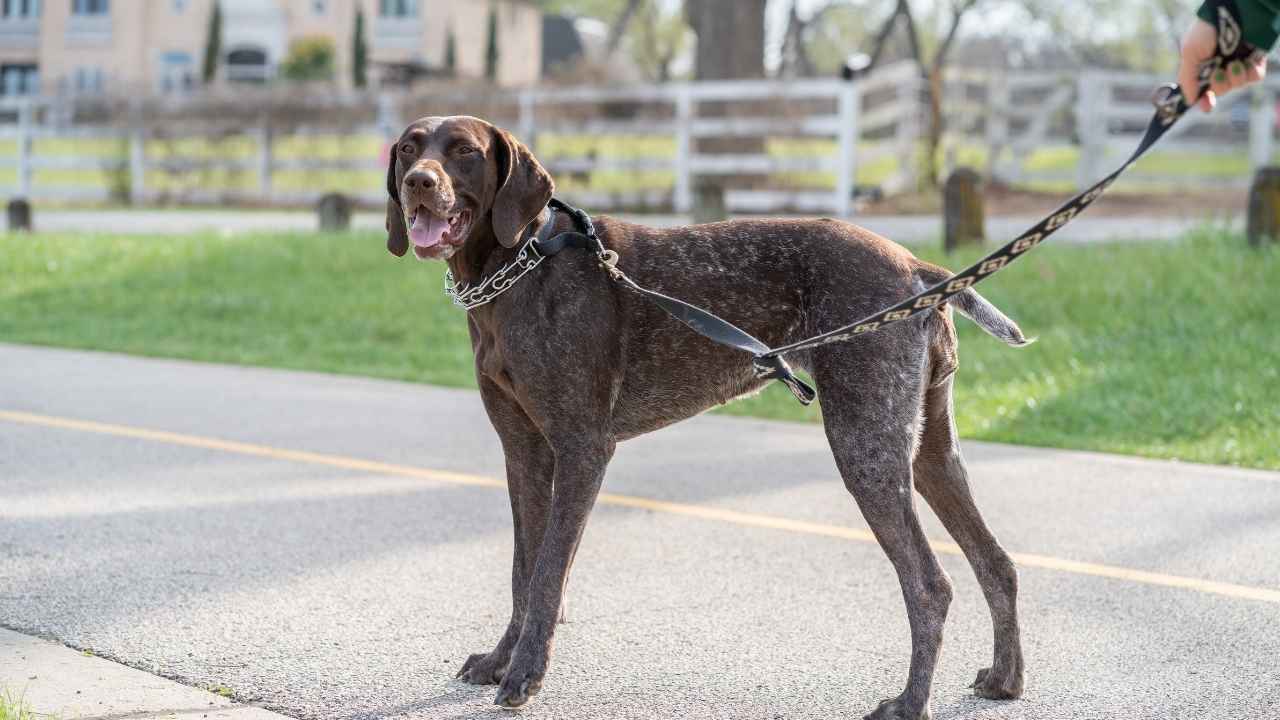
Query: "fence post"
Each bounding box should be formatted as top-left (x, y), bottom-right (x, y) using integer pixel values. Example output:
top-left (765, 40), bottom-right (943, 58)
top-left (258, 121), bottom-right (273, 201)
top-left (375, 92), bottom-right (401, 141)
top-left (129, 126), bottom-right (146, 205)
top-left (835, 79), bottom-right (858, 218)
top-left (1250, 84), bottom-right (1274, 171)
top-left (1248, 166), bottom-right (1280, 246)
top-left (16, 99), bottom-right (32, 198)
top-left (943, 167), bottom-right (984, 251)
top-left (985, 72), bottom-right (1009, 182)
top-left (673, 84), bottom-right (693, 215)
top-left (1075, 71), bottom-right (1107, 190)
top-left (518, 89), bottom-right (536, 149)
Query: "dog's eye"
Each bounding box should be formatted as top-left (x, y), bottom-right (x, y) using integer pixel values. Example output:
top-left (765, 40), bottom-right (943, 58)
top-left (399, 143), bottom-right (416, 155)
top-left (456, 145), bottom-right (477, 156)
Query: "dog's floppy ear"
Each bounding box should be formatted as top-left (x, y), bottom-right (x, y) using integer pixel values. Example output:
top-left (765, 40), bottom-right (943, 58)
top-left (385, 150), bottom-right (408, 257)
top-left (491, 127), bottom-right (553, 248)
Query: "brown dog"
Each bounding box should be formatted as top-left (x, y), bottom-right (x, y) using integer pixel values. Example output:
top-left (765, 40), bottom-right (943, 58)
top-left (384, 116), bottom-right (1028, 719)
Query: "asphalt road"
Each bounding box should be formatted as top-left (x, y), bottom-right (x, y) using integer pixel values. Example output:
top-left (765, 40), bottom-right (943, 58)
top-left (2, 343), bottom-right (1278, 720)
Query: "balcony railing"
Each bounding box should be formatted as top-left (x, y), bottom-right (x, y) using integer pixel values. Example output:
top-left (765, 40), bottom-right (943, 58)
top-left (0, 17), bottom-right (40, 47)
top-left (66, 14), bottom-right (112, 43)
top-left (373, 16), bottom-right (422, 51)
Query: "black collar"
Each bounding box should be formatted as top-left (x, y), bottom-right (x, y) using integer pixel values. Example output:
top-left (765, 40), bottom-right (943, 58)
top-left (443, 199), bottom-right (598, 310)
top-left (533, 198), bottom-right (600, 256)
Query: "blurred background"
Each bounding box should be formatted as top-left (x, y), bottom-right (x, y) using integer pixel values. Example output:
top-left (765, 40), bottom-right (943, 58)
top-left (0, 0), bottom-right (1271, 215)
top-left (0, 0), bottom-right (1276, 470)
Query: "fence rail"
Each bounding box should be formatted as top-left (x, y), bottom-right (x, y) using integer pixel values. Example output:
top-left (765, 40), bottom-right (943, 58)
top-left (2, 62), bottom-right (1279, 213)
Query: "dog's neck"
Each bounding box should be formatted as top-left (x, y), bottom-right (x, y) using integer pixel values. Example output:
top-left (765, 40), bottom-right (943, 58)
top-left (447, 206), bottom-right (559, 286)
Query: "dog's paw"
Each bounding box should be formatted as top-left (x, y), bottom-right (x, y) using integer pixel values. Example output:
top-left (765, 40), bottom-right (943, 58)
top-left (863, 695), bottom-right (930, 720)
top-left (970, 665), bottom-right (1024, 700)
top-left (494, 661), bottom-right (544, 709)
top-left (455, 652), bottom-right (507, 686)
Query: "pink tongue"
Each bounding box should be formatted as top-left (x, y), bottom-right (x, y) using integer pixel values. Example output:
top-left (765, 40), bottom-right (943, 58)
top-left (409, 214), bottom-right (449, 248)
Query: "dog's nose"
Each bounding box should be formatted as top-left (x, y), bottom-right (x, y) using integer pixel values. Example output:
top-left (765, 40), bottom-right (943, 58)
top-left (404, 168), bottom-right (439, 190)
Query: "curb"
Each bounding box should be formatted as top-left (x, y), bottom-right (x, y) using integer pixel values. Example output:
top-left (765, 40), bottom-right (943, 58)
top-left (0, 628), bottom-right (290, 719)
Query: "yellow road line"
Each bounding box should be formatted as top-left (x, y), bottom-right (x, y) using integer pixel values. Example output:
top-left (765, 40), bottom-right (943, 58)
top-left (4, 408), bottom-right (1279, 605)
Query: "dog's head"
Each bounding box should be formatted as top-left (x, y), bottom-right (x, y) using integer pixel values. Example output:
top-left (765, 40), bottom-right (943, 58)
top-left (384, 116), bottom-right (554, 260)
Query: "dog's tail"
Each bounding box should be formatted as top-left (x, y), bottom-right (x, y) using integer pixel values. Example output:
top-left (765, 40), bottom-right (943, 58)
top-left (915, 262), bottom-right (1033, 347)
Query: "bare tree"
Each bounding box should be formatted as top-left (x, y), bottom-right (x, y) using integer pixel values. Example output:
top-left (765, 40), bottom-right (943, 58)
top-left (604, 0), bottom-right (643, 57)
top-left (863, 0), bottom-right (983, 188)
top-left (631, 0), bottom-right (688, 82)
top-left (779, 0), bottom-right (851, 78)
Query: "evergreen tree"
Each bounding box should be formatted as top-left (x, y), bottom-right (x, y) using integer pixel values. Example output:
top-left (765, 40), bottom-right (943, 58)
top-left (445, 27), bottom-right (457, 75)
top-left (484, 8), bottom-right (499, 82)
top-left (202, 1), bottom-right (222, 84)
top-left (353, 9), bottom-right (368, 88)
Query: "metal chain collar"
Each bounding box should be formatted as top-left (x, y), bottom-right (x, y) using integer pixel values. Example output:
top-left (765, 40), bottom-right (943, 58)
top-left (443, 238), bottom-right (547, 310)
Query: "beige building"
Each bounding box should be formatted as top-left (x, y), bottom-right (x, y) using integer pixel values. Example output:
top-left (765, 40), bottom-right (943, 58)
top-left (0, 0), bottom-right (542, 98)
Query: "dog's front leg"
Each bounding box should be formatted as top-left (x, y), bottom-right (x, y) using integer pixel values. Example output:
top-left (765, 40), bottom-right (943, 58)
top-left (457, 378), bottom-right (556, 686)
top-left (494, 439), bottom-right (615, 709)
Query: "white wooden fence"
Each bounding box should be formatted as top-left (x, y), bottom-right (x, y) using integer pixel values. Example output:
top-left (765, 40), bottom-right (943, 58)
top-left (945, 68), bottom-right (1280, 190)
top-left (2, 62), bottom-right (1277, 214)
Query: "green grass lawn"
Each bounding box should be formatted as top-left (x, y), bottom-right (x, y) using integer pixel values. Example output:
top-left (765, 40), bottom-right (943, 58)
top-left (1, 227), bottom-right (1276, 469)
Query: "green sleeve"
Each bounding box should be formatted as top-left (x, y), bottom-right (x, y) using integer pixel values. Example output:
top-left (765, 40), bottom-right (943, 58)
top-left (1198, 0), bottom-right (1280, 51)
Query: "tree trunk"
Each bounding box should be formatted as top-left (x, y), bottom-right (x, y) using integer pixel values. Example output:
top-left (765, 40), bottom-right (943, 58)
top-left (925, 65), bottom-right (944, 187)
top-left (687, 0), bottom-right (766, 81)
top-left (686, 0), bottom-right (767, 219)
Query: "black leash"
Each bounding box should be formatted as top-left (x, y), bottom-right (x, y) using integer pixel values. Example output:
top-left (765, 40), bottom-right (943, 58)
top-left (541, 0), bottom-right (1258, 406)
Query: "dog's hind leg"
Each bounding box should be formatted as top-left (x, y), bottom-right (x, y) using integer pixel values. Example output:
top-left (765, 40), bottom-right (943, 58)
top-left (457, 377), bottom-right (556, 686)
top-left (813, 333), bottom-right (951, 720)
top-left (913, 375), bottom-right (1024, 700)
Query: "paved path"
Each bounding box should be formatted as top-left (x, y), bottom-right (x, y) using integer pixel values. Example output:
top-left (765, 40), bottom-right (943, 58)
top-left (1, 344), bottom-right (1278, 720)
top-left (15, 209), bottom-right (1228, 244)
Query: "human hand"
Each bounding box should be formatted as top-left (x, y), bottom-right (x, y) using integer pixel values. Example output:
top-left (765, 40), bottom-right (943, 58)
top-left (1178, 17), bottom-right (1266, 112)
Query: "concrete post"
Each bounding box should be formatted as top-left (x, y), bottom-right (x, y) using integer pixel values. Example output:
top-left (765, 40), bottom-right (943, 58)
top-left (1247, 166), bottom-right (1280, 246)
top-left (943, 167), bottom-right (984, 252)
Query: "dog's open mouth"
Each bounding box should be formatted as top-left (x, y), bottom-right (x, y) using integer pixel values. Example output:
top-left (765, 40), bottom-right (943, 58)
top-left (408, 206), bottom-right (471, 259)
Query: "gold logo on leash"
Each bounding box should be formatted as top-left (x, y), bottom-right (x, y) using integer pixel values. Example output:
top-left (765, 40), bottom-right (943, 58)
top-left (978, 257), bottom-right (1008, 275)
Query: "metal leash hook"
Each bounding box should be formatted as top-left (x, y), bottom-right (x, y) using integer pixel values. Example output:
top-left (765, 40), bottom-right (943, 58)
top-left (598, 249), bottom-right (622, 280)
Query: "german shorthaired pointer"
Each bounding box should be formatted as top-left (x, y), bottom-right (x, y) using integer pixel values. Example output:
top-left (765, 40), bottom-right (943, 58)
top-left (384, 115), bottom-right (1028, 719)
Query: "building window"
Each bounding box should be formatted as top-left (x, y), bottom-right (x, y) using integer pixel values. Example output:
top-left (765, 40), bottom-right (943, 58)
top-left (225, 46), bottom-right (271, 83)
top-left (72, 65), bottom-right (104, 94)
top-left (159, 50), bottom-right (193, 94)
top-left (379, 0), bottom-right (417, 18)
top-left (0, 64), bottom-right (38, 95)
top-left (2, 0), bottom-right (41, 18)
top-left (71, 0), bottom-right (107, 14)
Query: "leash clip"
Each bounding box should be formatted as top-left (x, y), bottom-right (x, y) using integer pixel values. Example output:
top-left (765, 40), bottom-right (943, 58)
top-left (1150, 83), bottom-right (1183, 126)
top-left (598, 249), bottom-right (623, 280)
